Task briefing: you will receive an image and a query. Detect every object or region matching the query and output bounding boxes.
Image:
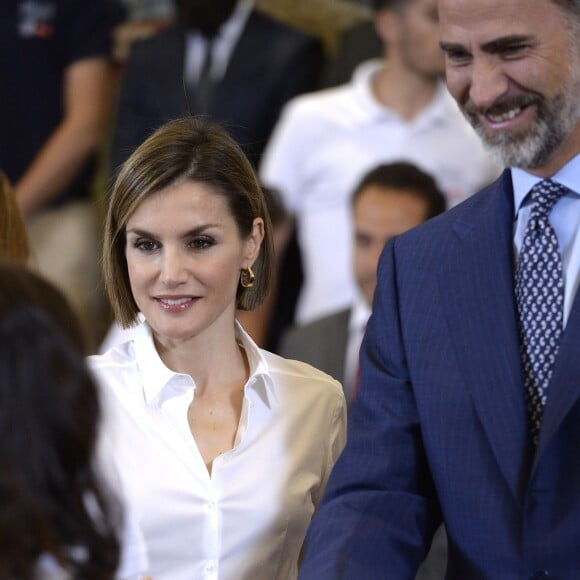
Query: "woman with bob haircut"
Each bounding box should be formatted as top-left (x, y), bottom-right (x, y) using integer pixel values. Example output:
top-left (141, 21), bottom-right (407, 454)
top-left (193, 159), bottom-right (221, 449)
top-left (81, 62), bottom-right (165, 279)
top-left (0, 261), bottom-right (148, 579)
top-left (90, 117), bottom-right (346, 579)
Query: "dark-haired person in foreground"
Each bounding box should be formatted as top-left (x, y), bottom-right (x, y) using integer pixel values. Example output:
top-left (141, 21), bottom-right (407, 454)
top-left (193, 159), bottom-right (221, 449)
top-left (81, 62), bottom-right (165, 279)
top-left (300, 0), bottom-right (580, 577)
top-left (91, 117), bottom-right (346, 579)
top-left (0, 261), bottom-right (148, 579)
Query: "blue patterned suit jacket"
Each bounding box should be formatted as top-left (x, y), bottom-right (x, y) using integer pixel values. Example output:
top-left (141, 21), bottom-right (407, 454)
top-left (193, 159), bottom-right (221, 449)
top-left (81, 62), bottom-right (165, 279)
top-left (300, 169), bottom-right (580, 579)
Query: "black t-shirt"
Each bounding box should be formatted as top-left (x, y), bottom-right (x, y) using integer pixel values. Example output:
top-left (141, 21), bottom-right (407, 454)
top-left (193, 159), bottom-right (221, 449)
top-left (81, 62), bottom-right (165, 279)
top-left (0, 0), bottom-right (112, 205)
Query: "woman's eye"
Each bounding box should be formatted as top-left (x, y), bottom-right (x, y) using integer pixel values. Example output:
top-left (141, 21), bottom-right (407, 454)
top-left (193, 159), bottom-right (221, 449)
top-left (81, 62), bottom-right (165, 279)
top-left (189, 237), bottom-right (215, 250)
top-left (134, 239), bottom-right (159, 251)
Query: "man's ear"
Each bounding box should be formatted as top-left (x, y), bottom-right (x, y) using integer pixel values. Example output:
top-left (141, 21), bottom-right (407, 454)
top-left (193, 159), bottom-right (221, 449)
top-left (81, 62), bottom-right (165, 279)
top-left (374, 8), bottom-right (401, 48)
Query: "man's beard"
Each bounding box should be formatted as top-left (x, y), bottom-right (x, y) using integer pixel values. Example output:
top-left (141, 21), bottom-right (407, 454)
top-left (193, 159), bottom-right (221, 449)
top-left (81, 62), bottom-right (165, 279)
top-left (461, 66), bottom-right (580, 169)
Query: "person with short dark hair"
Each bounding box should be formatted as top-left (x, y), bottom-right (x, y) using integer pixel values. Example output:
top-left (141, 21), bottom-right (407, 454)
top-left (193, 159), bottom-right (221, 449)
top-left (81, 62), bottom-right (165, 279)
top-left (91, 117), bottom-right (346, 579)
top-left (0, 261), bottom-right (148, 579)
top-left (281, 161), bottom-right (445, 403)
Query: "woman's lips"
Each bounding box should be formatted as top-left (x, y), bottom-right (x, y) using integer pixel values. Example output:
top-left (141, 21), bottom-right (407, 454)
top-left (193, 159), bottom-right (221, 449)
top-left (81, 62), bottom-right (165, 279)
top-left (155, 296), bottom-right (196, 312)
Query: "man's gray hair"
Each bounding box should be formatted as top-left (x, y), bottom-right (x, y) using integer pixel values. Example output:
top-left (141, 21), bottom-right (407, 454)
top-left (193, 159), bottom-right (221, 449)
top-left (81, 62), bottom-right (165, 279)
top-left (550, 0), bottom-right (580, 19)
top-left (550, 0), bottom-right (580, 45)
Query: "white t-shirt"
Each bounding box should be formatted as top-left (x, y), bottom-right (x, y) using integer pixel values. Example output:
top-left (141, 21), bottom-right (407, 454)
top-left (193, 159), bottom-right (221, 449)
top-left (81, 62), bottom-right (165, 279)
top-left (260, 60), bottom-right (501, 324)
top-left (89, 321), bottom-right (346, 580)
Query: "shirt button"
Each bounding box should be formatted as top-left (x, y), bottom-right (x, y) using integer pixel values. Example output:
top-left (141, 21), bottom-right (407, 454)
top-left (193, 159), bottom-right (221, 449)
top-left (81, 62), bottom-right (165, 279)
top-left (206, 561), bottom-right (217, 574)
top-left (208, 502), bottom-right (216, 511)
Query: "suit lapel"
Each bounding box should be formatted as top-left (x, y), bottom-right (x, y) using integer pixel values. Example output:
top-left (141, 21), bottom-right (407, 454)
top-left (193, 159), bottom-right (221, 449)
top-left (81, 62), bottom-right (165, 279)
top-left (534, 290), bottom-right (580, 468)
top-left (219, 10), bottom-right (262, 90)
top-left (440, 170), bottom-right (532, 502)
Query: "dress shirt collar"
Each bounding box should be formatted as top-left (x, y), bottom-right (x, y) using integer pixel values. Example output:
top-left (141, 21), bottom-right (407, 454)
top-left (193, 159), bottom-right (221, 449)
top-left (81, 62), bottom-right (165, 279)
top-left (351, 59), bottom-right (454, 129)
top-left (348, 288), bottom-right (372, 335)
top-left (512, 153), bottom-right (580, 216)
top-left (133, 319), bottom-right (273, 408)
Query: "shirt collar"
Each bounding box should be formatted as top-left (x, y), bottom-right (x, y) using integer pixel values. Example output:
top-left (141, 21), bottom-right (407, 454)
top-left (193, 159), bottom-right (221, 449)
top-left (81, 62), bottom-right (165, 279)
top-left (133, 319), bottom-right (273, 407)
top-left (133, 322), bottom-right (192, 407)
top-left (512, 153), bottom-right (580, 216)
top-left (348, 288), bottom-right (372, 334)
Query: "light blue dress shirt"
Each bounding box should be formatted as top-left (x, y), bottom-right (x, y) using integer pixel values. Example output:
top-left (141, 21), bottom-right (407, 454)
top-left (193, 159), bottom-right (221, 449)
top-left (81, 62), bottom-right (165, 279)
top-left (512, 153), bottom-right (580, 327)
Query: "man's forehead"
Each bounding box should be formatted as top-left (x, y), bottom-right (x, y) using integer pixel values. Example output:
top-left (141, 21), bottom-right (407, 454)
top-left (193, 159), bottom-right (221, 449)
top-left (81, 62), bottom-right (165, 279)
top-left (438, 0), bottom-right (560, 42)
top-left (438, 0), bottom-right (551, 21)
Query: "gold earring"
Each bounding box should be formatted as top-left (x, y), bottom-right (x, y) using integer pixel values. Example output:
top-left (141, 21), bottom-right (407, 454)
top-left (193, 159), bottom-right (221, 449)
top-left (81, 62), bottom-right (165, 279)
top-left (240, 266), bottom-right (255, 288)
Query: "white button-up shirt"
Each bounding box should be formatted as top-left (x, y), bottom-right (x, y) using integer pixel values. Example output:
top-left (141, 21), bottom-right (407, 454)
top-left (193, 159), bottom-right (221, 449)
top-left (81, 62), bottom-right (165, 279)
top-left (89, 321), bottom-right (346, 580)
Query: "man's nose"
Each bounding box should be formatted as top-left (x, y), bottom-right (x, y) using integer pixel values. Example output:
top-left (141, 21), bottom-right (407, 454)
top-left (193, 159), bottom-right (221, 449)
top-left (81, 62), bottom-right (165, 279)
top-left (469, 57), bottom-right (509, 110)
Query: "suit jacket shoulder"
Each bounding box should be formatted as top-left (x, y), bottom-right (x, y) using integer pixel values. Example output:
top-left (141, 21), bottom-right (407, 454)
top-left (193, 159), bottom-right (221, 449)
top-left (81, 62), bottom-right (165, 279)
top-left (278, 308), bottom-right (351, 385)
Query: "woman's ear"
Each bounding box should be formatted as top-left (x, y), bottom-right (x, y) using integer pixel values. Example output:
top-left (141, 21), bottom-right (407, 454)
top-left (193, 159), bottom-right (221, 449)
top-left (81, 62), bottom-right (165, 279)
top-left (244, 217), bottom-right (264, 265)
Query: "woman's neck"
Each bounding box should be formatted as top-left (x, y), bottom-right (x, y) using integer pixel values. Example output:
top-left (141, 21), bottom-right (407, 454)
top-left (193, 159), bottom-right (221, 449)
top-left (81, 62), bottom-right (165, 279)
top-left (154, 324), bottom-right (249, 395)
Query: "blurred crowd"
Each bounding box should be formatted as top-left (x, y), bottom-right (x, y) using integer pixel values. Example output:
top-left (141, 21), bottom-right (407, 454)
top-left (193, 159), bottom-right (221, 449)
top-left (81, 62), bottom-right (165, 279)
top-left (0, 0), bottom-right (498, 356)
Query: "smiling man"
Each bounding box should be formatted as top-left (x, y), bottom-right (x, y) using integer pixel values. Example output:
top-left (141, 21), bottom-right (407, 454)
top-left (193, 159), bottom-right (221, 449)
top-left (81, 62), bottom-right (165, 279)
top-left (299, 0), bottom-right (580, 578)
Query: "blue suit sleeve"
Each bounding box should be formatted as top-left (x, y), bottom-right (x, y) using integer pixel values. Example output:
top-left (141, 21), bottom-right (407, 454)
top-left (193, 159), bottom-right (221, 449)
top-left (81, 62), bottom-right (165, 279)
top-left (299, 238), bottom-right (442, 579)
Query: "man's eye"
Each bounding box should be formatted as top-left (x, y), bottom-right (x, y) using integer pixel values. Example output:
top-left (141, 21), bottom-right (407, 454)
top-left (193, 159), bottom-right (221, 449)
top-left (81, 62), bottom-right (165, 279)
top-left (445, 49), bottom-right (471, 64)
top-left (501, 44), bottom-right (528, 57)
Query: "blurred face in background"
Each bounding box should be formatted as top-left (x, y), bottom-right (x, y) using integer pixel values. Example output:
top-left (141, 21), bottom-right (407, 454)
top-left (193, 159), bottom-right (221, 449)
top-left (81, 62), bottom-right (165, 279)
top-left (353, 185), bottom-right (428, 306)
top-left (377, 0), bottom-right (445, 79)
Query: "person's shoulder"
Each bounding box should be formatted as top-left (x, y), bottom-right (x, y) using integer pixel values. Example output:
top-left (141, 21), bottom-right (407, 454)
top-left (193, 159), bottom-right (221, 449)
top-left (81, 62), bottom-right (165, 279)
top-left (87, 341), bottom-right (137, 374)
top-left (396, 169), bottom-right (511, 250)
top-left (282, 83), bottom-right (356, 128)
top-left (261, 348), bottom-right (344, 399)
top-left (284, 309), bottom-right (350, 343)
top-left (88, 343), bottom-right (144, 415)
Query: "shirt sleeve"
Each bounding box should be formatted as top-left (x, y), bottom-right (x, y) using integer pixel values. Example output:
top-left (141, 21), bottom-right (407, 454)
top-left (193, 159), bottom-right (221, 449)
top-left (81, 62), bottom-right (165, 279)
top-left (260, 98), bottom-right (309, 215)
top-left (313, 385), bottom-right (347, 510)
top-left (58, 0), bottom-right (112, 67)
